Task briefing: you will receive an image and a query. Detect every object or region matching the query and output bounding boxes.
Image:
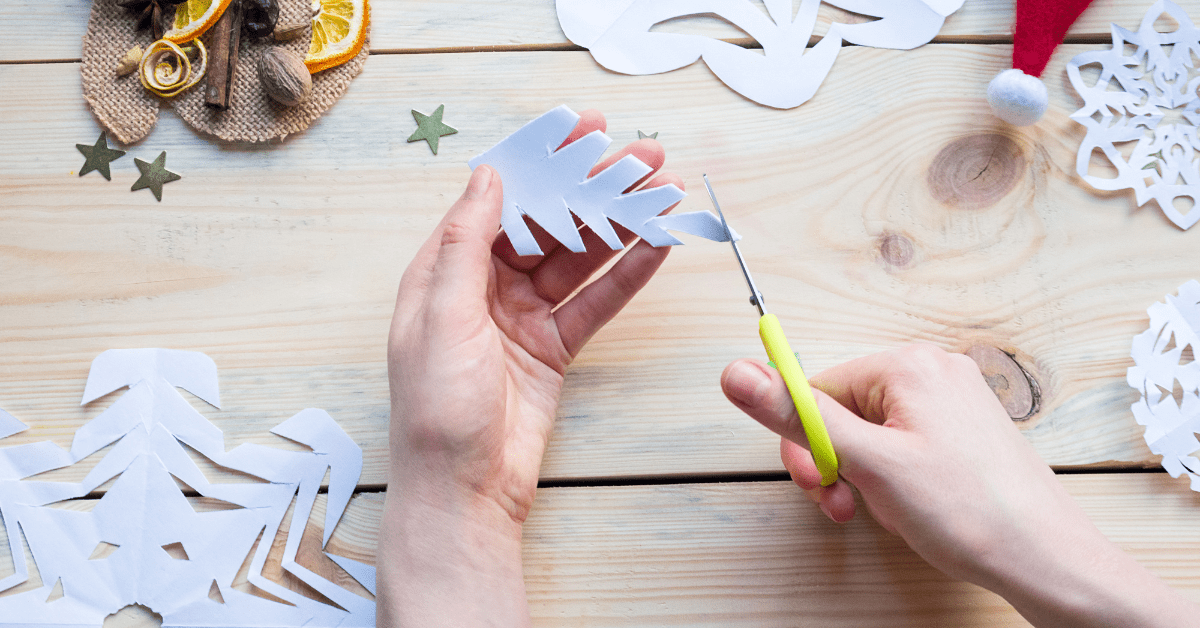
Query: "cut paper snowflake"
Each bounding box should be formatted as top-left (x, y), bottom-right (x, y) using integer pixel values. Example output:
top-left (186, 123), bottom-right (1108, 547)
top-left (469, 105), bottom-right (738, 256)
top-left (0, 349), bottom-right (374, 627)
top-left (1067, 0), bottom-right (1200, 229)
top-left (555, 0), bottom-right (964, 109)
top-left (1127, 281), bottom-right (1200, 491)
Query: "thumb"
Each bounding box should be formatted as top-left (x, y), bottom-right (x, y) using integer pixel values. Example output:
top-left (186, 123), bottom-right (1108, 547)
top-left (721, 359), bottom-right (880, 470)
top-left (428, 165), bottom-right (503, 309)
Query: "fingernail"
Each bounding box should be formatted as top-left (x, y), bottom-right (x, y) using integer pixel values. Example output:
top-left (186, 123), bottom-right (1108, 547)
top-left (819, 501), bottom-right (834, 521)
top-left (725, 361), bottom-right (769, 406)
top-left (465, 166), bottom-right (493, 200)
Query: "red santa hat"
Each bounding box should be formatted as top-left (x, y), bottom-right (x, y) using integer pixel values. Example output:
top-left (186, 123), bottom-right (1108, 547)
top-left (988, 0), bottom-right (1096, 126)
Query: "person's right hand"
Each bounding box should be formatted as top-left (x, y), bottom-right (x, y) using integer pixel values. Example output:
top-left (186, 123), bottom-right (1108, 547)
top-left (721, 344), bottom-right (1198, 627)
top-left (723, 344), bottom-right (1068, 584)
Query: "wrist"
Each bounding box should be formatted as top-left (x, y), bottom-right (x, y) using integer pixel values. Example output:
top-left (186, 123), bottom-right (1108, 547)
top-left (377, 473), bottom-right (529, 628)
top-left (974, 516), bottom-right (1189, 627)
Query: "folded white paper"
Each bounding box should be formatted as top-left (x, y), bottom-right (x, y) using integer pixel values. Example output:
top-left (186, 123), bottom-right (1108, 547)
top-left (0, 349), bottom-right (374, 627)
top-left (1067, 0), bottom-right (1200, 230)
top-left (470, 105), bottom-right (738, 256)
top-left (1128, 281), bottom-right (1200, 491)
top-left (556, 0), bottom-right (963, 109)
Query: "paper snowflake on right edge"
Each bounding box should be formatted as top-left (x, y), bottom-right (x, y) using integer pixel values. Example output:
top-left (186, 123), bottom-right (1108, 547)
top-left (1128, 280), bottom-right (1200, 491)
top-left (1066, 0), bottom-right (1200, 229)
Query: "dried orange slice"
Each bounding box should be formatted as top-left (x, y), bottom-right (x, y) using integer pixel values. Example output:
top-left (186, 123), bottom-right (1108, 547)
top-left (163, 0), bottom-right (234, 44)
top-left (305, 0), bottom-right (369, 74)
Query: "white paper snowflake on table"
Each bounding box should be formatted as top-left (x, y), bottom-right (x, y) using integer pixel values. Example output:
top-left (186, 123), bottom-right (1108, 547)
top-left (0, 349), bottom-right (375, 627)
top-left (1067, 0), bottom-right (1200, 229)
top-left (1128, 281), bottom-right (1200, 491)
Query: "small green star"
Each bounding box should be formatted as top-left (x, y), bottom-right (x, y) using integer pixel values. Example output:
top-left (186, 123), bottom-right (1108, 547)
top-left (76, 132), bottom-right (126, 180)
top-left (131, 151), bottom-right (182, 201)
top-left (407, 105), bottom-right (458, 155)
top-left (638, 130), bottom-right (658, 140)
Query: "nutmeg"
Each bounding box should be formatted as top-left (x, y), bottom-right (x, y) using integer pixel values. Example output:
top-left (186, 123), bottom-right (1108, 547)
top-left (258, 47), bottom-right (312, 107)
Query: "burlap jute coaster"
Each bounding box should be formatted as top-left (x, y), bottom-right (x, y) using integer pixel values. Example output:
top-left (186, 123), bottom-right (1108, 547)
top-left (81, 0), bottom-right (369, 144)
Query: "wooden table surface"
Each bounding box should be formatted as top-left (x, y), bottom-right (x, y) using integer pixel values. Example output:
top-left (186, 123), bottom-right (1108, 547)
top-left (3, 1), bottom-right (1200, 626)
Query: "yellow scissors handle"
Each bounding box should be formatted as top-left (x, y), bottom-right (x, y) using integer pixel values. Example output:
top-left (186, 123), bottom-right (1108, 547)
top-left (758, 313), bottom-right (839, 486)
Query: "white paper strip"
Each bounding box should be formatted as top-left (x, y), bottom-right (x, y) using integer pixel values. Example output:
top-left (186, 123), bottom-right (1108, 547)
top-left (0, 349), bottom-right (374, 627)
top-left (469, 105), bottom-right (738, 256)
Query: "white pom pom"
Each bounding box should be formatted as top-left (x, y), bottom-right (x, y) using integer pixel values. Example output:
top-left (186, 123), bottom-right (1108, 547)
top-left (987, 69), bottom-right (1048, 126)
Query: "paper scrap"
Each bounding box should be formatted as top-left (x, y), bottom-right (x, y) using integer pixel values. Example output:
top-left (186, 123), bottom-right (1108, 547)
top-left (1128, 280), bottom-right (1200, 491)
top-left (328, 554), bottom-right (376, 596)
top-left (0, 349), bottom-right (374, 627)
top-left (1067, 0), bottom-right (1200, 230)
top-left (469, 105), bottom-right (738, 256)
top-left (0, 409), bottom-right (24, 440)
top-left (555, 0), bottom-right (963, 109)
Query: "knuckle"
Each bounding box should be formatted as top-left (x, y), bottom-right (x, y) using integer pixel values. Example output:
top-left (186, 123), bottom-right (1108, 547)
top-left (886, 343), bottom-right (956, 390)
top-left (947, 352), bottom-right (983, 376)
top-left (607, 265), bottom-right (641, 299)
top-left (439, 219), bottom-right (476, 248)
top-left (901, 342), bottom-right (946, 362)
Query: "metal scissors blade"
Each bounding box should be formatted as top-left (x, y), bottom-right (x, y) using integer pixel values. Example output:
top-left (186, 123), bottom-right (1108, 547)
top-left (702, 174), bottom-right (767, 316)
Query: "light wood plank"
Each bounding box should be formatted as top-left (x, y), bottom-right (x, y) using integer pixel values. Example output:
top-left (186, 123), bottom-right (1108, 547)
top-left (2, 0), bottom-right (1196, 62)
top-left (3, 475), bottom-right (1198, 627)
top-left (0, 43), bottom-right (1193, 484)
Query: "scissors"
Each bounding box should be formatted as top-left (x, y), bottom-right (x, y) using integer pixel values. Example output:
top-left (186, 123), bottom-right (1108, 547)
top-left (702, 175), bottom-right (839, 486)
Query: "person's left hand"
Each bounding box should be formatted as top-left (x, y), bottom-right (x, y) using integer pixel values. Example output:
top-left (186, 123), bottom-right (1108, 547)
top-left (386, 110), bottom-right (681, 525)
top-left (379, 110), bottom-right (682, 627)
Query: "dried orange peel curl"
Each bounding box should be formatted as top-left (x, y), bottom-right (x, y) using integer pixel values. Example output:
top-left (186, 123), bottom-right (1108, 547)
top-left (139, 39), bottom-right (208, 98)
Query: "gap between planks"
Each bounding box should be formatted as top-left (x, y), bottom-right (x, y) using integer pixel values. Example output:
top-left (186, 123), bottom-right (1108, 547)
top-left (0, 33), bottom-right (1117, 66)
top-left (52, 466), bottom-right (1172, 505)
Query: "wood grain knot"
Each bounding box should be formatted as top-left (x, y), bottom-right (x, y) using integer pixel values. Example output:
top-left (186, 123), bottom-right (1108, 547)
top-left (927, 134), bottom-right (1025, 210)
top-left (964, 345), bottom-right (1041, 421)
top-left (879, 234), bottom-right (914, 267)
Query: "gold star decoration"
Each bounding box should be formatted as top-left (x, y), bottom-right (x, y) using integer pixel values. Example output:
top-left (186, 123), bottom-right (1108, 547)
top-left (638, 130), bottom-right (659, 140)
top-left (407, 105), bottom-right (458, 155)
top-left (131, 151), bottom-right (182, 201)
top-left (77, 132), bottom-right (127, 180)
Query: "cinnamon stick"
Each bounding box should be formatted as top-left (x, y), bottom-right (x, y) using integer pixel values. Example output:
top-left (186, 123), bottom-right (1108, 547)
top-left (204, 0), bottom-right (242, 110)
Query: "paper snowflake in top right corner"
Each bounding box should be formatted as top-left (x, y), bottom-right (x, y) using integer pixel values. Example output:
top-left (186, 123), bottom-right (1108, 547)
top-left (1067, 0), bottom-right (1200, 229)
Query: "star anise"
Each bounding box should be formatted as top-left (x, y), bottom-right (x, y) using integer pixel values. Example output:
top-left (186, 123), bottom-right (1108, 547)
top-left (119, 0), bottom-right (188, 40)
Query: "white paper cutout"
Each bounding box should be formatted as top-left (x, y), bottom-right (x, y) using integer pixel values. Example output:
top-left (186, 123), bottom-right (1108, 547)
top-left (469, 105), bottom-right (739, 256)
top-left (1067, 0), bottom-right (1200, 230)
top-left (1128, 280), bottom-right (1200, 491)
top-left (0, 349), bottom-right (374, 627)
top-left (555, 0), bottom-right (964, 109)
top-left (0, 409), bottom-right (24, 441)
top-left (328, 555), bottom-right (376, 596)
